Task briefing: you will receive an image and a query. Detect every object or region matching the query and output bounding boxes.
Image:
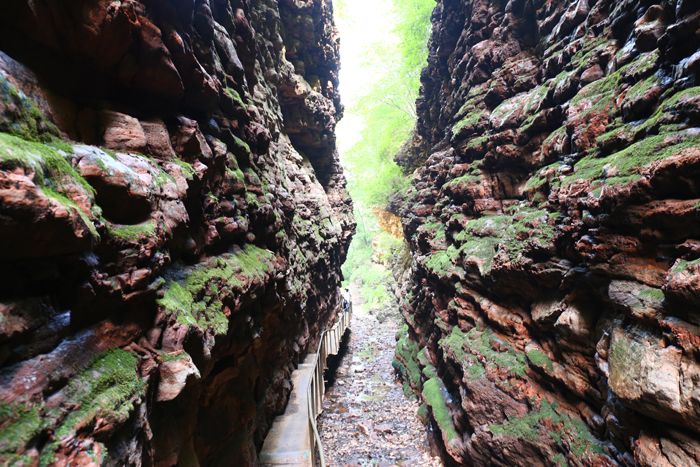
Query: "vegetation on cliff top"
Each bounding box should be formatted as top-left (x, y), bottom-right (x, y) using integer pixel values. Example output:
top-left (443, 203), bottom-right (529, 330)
top-left (336, 0), bottom-right (432, 314)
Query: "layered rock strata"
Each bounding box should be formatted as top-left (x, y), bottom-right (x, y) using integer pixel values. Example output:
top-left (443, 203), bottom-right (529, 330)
top-left (0, 0), bottom-right (354, 465)
top-left (394, 0), bottom-right (700, 466)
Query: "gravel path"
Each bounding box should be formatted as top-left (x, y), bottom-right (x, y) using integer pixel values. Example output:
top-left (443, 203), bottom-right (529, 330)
top-left (316, 299), bottom-right (442, 467)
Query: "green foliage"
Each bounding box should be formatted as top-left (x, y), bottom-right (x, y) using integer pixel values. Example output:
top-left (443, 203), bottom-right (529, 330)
top-left (374, 232), bottom-right (404, 261)
top-left (355, 262), bottom-right (394, 311)
top-left (341, 222), bottom-right (401, 314)
top-left (337, 0), bottom-right (432, 304)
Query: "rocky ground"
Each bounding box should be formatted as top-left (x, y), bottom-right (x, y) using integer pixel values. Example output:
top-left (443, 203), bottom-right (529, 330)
top-left (316, 293), bottom-right (442, 467)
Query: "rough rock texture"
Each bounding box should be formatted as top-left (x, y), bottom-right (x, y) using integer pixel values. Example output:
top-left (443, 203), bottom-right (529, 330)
top-left (0, 0), bottom-right (354, 465)
top-left (394, 1), bottom-right (700, 466)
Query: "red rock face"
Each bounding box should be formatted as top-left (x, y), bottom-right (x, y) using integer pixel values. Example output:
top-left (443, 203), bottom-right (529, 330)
top-left (393, 1), bottom-right (700, 466)
top-left (0, 0), bottom-right (354, 465)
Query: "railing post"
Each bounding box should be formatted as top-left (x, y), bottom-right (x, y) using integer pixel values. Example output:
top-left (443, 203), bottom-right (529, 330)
top-left (260, 305), bottom-right (351, 467)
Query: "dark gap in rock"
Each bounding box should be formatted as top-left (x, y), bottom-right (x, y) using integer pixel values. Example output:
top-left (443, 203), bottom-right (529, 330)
top-left (323, 328), bottom-right (351, 390)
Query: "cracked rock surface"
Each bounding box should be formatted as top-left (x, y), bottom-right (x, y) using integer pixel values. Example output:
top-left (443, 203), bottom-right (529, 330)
top-left (0, 0), bottom-right (354, 465)
top-left (393, 0), bottom-right (700, 466)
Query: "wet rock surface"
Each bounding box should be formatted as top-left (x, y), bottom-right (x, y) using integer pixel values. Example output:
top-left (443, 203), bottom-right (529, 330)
top-left (0, 0), bottom-right (354, 465)
top-left (393, 0), bottom-right (700, 466)
top-left (317, 300), bottom-right (440, 467)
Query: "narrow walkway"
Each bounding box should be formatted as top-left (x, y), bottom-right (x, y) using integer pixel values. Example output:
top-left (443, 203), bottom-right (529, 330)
top-left (317, 295), bottom-right (441, 467)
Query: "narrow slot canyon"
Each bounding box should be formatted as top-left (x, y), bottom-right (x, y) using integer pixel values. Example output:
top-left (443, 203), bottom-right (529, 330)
top-left (1, 0), bottom-right (700, 466)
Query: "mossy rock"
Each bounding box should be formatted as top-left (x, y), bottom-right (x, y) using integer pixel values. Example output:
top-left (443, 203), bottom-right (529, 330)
top-left (0, 132), bottom-right (99, 241)
top-left (423, 376), bottom-right (461, 451)
top-left (440, 326), bottom-right (527, 381)
top-left (526, 348), bottom-right (554, 373)
top-left (0, 74), bottom-right (61, 143)
top-left (394, 331), bottom-right (423, 392)
top-left (0, 349), bottom-right (144, 466)
top-left (488, 397), bottom-right (604, 461)
top-left (157, 244), bottom-right (276, 335)
top-left (564, 130), bottom-right (700, 191)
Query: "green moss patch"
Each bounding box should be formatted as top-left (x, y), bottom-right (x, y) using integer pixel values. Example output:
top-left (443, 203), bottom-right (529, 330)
top-left (233, 135), bottom-right (251, 155)
top-left (171, 159), bottom-right (195, 180)
top-left (635, 86), bottom-right (700, 135)
top-left (394, 329), bottom-right (423, 392)
top-left (41, 349), bottom-right (144, 463)
top-left (569, 71), bottom-right (619, 121)
top-left (543, 126), bottom-right (567, 148)
top-left (439, 326), bottom-right (485, 379)
top-left (0, 349), bottom-right (144, 466)
top-left (0, 75), bottom-right (61, 142)
top-left (422, 245), bottom-right (462, 277)
top-left (423, 377), bottom-right (460, 448)
top-left (488, 397), bottom-right (603, 460)
top-left (570, 37), bottom-right (613, 70)
top-left (564, 131), bottom-right (700, 188)
top-left (499, 208), bottom-right (557, 259)
top-left (453, 109), bottom-right (487, 135)
top-left (224, 88), bottom-right (246, 109)
top-left (624, 73), bottom-right (662, 105)
top-left (0, 132), bottom-right (98, 238)
top-left (525, 163), bottom-right (560, 191)
top-left (0, 133), bottom-right (91, 194)
top-left (157, 245), bottom-right (276, 334)
top-left (619, 50), bottom-right (659, 81)
top-left (0, 402), bottom-right (47, 465)
top-left (435, 208), bottom-right (559, 277)
top-left (107, 220), bottom-right (157, 242)
top-left (527, 348), bottom-right (554, 373)
top-left (440, 326), bottom-right (527, 381)
top-left (638, 288), bottom-right (665, 301)
top-left (666, 258), bottom-right (698, 282)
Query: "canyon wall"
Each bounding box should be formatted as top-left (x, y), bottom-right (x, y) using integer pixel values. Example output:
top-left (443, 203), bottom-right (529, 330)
top-left (393, 0), bottom-right (700, 466)
top-left (0, 0), bottom-right (354, 465)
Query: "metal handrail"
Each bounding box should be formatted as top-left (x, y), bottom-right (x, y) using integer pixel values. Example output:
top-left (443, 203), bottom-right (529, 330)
top-left (260, 303), bottom-right (351, 467)
top-left (308, 371), bottom-right (326, 467)
top-left (306, 304), bottom-right (352, 467)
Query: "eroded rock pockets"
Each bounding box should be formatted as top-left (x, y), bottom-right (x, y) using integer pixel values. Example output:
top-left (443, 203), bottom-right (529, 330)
top-left (0, 0), bottom-right (355, 465)
top-left (393, 1), bottom-right (700, 467)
